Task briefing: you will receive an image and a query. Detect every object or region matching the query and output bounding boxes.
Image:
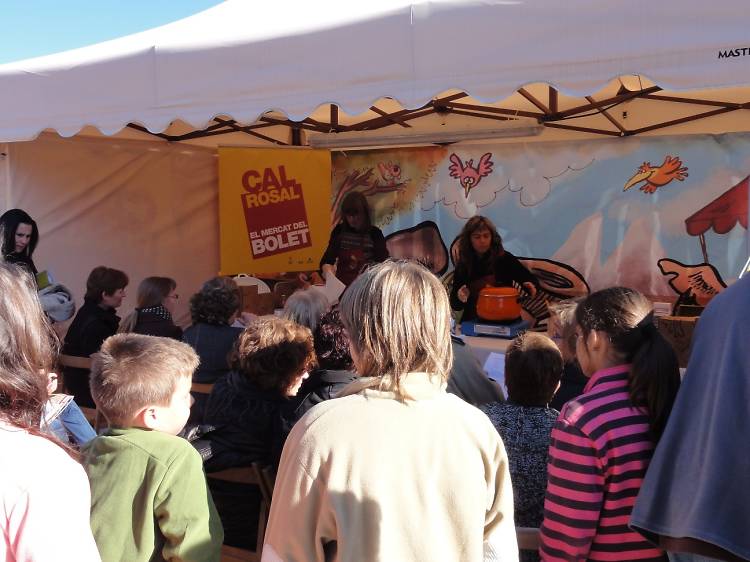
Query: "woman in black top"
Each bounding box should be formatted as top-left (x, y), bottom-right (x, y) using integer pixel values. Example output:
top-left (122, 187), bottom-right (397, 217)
top-left (450, 215), bottom-right (539, 322)
top-left (119, 276), bottom-right (182, 339)
top-left (319, 191), bottom-right (389, 286)
top-left (0, 208), bottom-right (39, 278)
top-left (203, 316), bottom-right (315, 550)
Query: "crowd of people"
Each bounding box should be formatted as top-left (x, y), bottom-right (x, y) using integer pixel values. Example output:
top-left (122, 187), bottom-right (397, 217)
top-left (1, 206), bottom-right (748, 562)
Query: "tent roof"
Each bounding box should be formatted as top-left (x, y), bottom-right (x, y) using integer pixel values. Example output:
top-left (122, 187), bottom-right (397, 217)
top-left (686, 176), bottom-right (749, 236)
top-left (2, 0), bottom-right (750, 144)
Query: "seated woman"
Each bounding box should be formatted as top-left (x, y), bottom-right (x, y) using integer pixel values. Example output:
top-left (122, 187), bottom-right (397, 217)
top-left (263, 261), bottom-right (518, 562)
top-left (182, 276), bottom-right (243, 423)
top-left (0, 208), bottom-right (39, 278)
top-left (280, 286), bottom-right (330, 333)
top-left (203, 316), bottom-right (315, 550)
top-left (450, 215), bottom-right (539, 322)
top-left (290, 309), bottom-right (356, 420)
top-left (119, 276), bottom-right (182, 339)
top-left (547, 299), bottom-right (588, 411)
top-left (63, 265), bottom-right (128, 408)
top-left (480, 332), bottom-right (563, 562)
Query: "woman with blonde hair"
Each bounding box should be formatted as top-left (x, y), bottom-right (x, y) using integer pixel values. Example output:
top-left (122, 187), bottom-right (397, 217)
top-left (0, 262), bottom-right (100, 561)
top-left (119, 276), bottom-right (182, 339)
top-left (263, 260), bottom-right (519, 562)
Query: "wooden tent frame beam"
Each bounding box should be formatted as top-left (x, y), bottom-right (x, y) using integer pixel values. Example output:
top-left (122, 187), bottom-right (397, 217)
top-left (585, 95), bottom-right (628, 135)
top-left (126, 85), bottom-right (750, 144)
top-left (369, 106), bottom-right (412, 128)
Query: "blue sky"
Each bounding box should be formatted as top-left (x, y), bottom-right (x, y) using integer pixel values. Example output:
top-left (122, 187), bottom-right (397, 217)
top-left (0, 1), bottom-right (223, 64)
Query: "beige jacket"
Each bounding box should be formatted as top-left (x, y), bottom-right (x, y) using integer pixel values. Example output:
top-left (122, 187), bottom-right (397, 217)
top-left (262, 372), bottom-right (518, 562)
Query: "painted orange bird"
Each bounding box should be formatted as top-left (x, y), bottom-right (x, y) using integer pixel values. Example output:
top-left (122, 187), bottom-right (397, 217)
top-left (623, 155), bottom-right (688, 194)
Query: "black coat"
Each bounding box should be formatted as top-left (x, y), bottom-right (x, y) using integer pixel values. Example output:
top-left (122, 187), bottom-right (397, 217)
top-left (183, 323), bottom-right (243, 424)
top-left (132, 310), bottom-right (183, 340)
top-left (62, 298), bottom-right (120, 407)
top-left (5, 251), bottom-right (38, 279)
top-left (183, 323), bottom-right (243, 384)
top-left (202, 372), bottom-right (296, 550)
top-left (289, 369), bottom-right (356, 420)
top-left (450, 250), bottom-right (539, 322)
top-left (549, 361), bottom-right (588, 411)
top-left (203, 372), bottom-right (295, 472)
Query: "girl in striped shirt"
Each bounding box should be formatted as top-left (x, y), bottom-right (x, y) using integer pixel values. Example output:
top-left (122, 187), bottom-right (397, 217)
top-left (539, 287), bottom-right (680, 561)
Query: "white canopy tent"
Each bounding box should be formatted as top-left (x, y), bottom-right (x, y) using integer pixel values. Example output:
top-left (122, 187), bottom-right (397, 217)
top-left (1, 0), bottom-right (750, 146)
top-left (1, 0), bottom-right (749, 326)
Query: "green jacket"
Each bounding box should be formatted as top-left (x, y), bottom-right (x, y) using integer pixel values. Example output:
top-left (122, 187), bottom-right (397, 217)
top-left (83, 427), bottom-right (223, 562)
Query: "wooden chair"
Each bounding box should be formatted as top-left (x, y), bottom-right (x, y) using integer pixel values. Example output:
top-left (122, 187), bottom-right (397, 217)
top-left (207, 466), bottom-right (269, 562)
top-left (58, 354), bottom-right (104, 431)
top-left (191, 382), bottom-right (215, 395)
top-left (516, 526), bottom-right (541, 552)
top-left (251, 463), bottom-right (276, 506)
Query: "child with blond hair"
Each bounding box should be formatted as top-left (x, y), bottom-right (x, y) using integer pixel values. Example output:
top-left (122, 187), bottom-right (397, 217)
top-left (83, 333), bottom-right (223, 562)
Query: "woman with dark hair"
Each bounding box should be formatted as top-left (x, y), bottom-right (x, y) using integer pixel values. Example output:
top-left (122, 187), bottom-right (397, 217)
top-left (119, 276), bottom-right (182, 339)
top-left (182, 276), bottom-right (243, 423)
top-left (202, 316), bottom-right (315, 550)
top-left (63, 265), bottom-right (129, 407)
top-left (0, 208), bottom-right (40, 277)
top-left (290, 308), bottom-right (356, 419)
top-left (319, 191), bottom-right (389, 286)
top-left (539, 286), bottom-right (681, 561)
top-left (0, 262), bottom-right (100, 560)
top-left (450, 215), bottom-right (539, 322)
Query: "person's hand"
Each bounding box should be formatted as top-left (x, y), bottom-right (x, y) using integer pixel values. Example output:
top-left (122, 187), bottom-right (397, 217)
top-left (46, 372), bottom-right (59, 395)
top-left (457, 285), bottom-right (470, 303)
top-left (321, 264), bottom-right (336, 279)
top-left (297, 272), bottom-right (311, 288)
top-left (522, 282), bottom-right (537, 298)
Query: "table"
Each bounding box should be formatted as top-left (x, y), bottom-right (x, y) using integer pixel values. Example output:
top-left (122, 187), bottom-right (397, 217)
top-left (460, 334), bottom-right (511, 366)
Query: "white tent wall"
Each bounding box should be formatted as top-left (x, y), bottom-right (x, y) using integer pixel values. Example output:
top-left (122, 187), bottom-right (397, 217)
top-left (2, 134), bottom-right (219, 330)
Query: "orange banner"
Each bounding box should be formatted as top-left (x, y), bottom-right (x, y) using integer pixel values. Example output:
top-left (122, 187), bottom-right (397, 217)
top-left (219, 147), bottom-right (331, 275)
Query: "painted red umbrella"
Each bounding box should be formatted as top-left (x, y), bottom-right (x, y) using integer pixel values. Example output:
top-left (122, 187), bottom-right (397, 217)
top-left (685, 176), bottom-right (748, 262)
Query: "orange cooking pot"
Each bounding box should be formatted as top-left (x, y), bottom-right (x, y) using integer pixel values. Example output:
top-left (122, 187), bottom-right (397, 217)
top-left (476, 287), bottom-right (521, 322)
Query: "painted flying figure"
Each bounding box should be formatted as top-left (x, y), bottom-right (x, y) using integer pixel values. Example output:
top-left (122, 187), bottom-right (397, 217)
top-left (449, 153), bottom-right (494, 198)
top-left (624, 155), bottom-right (688, 194)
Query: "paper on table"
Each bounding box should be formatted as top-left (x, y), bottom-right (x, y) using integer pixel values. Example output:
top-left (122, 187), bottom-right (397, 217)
top-left (483, 352), bottom-right (506, 399)
top-left (309, 271), bottom-right (346, 304)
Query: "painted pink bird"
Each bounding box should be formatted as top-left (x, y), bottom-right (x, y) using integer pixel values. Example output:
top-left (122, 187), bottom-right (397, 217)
top-left (448, 152), bottom-right (494, 197)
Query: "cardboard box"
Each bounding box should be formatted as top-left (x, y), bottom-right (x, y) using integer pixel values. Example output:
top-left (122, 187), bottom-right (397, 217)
top-left (657, 315), bottom-right (698, 368)
top-left (238, 284), bottom-right (275, 316)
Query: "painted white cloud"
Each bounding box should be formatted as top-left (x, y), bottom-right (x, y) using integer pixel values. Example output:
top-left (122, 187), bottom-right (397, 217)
top-left (419, 142), bottom-right (597, 217)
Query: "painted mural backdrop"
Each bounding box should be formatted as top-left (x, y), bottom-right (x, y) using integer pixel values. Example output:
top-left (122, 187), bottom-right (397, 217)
top-left (331, 134), bottom-right (750, 314)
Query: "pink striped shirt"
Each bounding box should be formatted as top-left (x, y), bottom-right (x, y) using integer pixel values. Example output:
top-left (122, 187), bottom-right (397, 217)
top-left (539, 365), bottom-right (665, 561)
